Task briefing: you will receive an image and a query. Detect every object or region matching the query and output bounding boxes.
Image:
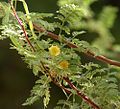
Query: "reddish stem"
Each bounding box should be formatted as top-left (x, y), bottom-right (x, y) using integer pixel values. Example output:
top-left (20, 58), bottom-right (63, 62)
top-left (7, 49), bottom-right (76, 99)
top-left (9, 1), bottom-right (35, 52)
top-left (86, 51), bottom-right (120, 67)
top-left (52, 78), bottom-right (71, 94)
top-left (41, 62), bottom-right (100, 109)
top-left (52, 78), bottom-right (101, 109)
top-left (63, 77), bottom-right (101, 109)
top-left (33, 23), bottom-right (120, 67)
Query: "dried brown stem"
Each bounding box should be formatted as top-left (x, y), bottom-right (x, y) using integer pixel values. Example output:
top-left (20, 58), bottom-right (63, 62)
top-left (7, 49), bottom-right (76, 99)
top-left (33, 23), bottom-right (120, 67)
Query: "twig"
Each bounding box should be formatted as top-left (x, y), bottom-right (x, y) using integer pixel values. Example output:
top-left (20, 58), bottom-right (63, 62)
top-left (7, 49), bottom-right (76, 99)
top-left (52, 78), bottom-right (101, 109)
top-left (86, 51), bottom-right (120, 67)
top-left (33, 23), bottom-right (120, 67)
top-left (41, 62), bottom-right (100, 109)
top-left (52, 78), bottom-right (71, 94)
top-left (50, 76), bottom-right (101, 109)
top-left (63, 77), bottom-right (101, 109)
top-left (41, 62), bottom-right (71, 94)
top-left (9, 0), bottom-right (35, 52)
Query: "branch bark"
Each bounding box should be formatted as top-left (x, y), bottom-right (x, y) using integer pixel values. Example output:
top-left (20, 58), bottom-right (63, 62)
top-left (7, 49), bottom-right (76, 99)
top-left (42, 62), bottom-right (101, 109)
top-left (33, 23), bottom-right (120, 67)
top-left (9, 0), bottom-right (35, 52)
top-left (63, 77), bottom-right (101, 109)
top-left (51, 77), bottom-right (101, 109)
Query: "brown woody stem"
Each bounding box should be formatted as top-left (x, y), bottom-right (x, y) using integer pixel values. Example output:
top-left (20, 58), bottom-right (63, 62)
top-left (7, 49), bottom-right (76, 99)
top-left (63, 77), bottom-right (101, 109)
top-left (50, 76), bottom-right (100, 109)
top-left (9, 1), bottom-right (35, 52)
top-left (41, 61), bottom-right (101, 109)
top-left (33, 23), bottom-right (120, 67)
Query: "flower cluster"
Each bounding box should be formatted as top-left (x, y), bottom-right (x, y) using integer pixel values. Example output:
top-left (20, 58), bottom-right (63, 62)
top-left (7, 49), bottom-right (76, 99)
top-left (49, 45), bottom-right (69, 69)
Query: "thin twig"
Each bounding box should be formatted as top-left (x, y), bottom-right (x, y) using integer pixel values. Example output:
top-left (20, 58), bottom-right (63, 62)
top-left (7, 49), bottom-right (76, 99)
top-left (53, 78), bottom-right (101, 109)
top-left (41, 62), bottom-right (100, 109)
top-left (63, 77), bottom-right (101, 109)
top-left (33, 23), bottom-right (120, 67)
top-left (52, 78), bottom-right (71, 94)
top-left (41, 62), bottom-right (71, 94)
top-left (9, 0), bottom-right (35, 52)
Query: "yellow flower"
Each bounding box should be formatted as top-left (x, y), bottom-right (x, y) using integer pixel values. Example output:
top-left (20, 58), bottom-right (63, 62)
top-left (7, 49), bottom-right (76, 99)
top-left (59, 60), bottom-right (69, 69)
top-left (49, 45), bottom-right (60, 56)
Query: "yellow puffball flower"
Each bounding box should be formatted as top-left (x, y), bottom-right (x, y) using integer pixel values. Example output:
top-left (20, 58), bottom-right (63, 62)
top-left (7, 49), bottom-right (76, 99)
top-left (59, 60), bottom-right (69, 69)
top-left (49, 45), bottom-right (60, 56)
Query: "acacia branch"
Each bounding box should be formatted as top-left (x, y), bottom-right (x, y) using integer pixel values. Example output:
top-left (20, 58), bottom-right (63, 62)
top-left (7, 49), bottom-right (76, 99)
top-left (51, 78), bottom-right (71, 94)
top-left (42, 62), bottom-right (100, 109)
top-left (33, 23), bottom-right (120, 67)
top-left (8, 2), bottom-right (117, 108)
top-left (50, 77), bottom-right (101, 109)
top-left (63, 77), bottom-right (101, 109)
top-left (9, 0), bottom-right (35, 52)
top-left (41, 62), bottom-right (71, 94)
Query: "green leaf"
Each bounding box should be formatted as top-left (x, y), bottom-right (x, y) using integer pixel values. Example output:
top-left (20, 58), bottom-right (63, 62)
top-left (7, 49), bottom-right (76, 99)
top-left (33, 65), bottom-right (40, 76)
top-left (10, 36), bottom-right (22, 48)
top-left (43, 89), bottom-right (50, 107)
top-left (56, 4), bottom-right (83, 30)
top-left (22, 96), bottom-right (39, 106)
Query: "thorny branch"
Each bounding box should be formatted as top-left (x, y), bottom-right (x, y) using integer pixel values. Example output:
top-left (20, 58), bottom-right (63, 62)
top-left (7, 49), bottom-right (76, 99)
top-left (33, 23), bottom-right (120, 67)
top-left (63, 77), bottom-right (101, 109)
top-left (9, 0), bottom-right (35, 52)
top-left (52, 77), bottom-right (100, 109)
top-left (9, 0), bottom-right (120, 67)
top-left (42, 63), bottom-right (100, 109)
top-left (9, 1), bottom-right (120, 109)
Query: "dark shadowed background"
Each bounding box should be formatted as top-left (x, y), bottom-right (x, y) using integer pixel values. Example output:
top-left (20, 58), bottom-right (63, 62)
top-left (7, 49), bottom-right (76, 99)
top-left (0, 0), bottom-right (120, 109)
